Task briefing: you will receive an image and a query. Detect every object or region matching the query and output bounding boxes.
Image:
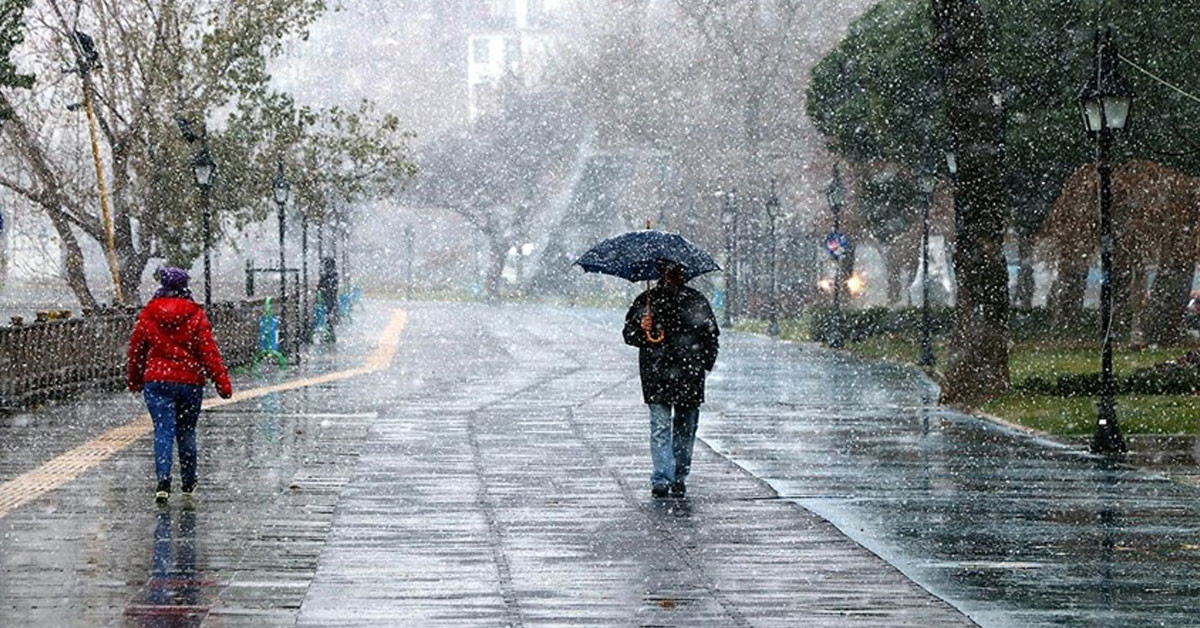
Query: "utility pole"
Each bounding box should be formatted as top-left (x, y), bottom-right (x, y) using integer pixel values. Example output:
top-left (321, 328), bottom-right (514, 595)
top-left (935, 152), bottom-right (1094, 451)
top-left (65, 30), bottom-right (122, 304)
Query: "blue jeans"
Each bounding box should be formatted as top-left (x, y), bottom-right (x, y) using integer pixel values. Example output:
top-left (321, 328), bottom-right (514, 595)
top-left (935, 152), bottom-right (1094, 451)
top-left (144, 382), bottom-right (203, 487)
top-left (648, 404), bottom-right (699, 487)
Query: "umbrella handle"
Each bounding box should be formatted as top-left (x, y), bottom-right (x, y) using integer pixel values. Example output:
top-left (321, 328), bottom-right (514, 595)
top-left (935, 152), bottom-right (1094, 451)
top-left (642, 303), bottom-right (664, 344)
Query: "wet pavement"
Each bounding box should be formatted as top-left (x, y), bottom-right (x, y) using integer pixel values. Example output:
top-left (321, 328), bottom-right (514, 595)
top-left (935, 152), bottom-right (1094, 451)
top-left (702, 336), bottom-right (1200, 627)
top-left (2, 301), bottom-right (1197, 626)
top-left (0, 301), bottom-right (970, 627)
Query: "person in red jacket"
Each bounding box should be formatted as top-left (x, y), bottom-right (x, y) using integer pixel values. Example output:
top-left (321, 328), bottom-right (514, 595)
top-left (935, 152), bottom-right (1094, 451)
top-left (128, 267), bottom-right (233, 502)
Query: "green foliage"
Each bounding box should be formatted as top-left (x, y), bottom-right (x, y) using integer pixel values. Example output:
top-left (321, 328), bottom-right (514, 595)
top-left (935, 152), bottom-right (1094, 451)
top-left (807, 0), bottom-right (1200, 238)
top-left (0, 0), bottom-right (33, 120)
top-left (0, 0), bottom-right (416, 300)
top-left (806, 1), bottom-right (942, 166)
top-left (860, 172), bottom-right (920, 244)
top-left (292, 100), bottom-right (419, 224)
top-left (809, 305), bottom-right (955, 344)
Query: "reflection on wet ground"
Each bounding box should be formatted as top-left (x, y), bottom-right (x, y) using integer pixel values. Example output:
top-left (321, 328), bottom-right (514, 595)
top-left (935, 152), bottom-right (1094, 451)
top-left (124, 504), bottom-right (212, 627)
top-left (703, 335), bottom-right (1200, 627)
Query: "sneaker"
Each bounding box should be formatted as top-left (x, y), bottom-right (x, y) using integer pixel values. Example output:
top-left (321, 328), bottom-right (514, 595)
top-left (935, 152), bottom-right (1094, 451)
top-left (180, 483), bottom-right (196, 497)
top-left (155, 480), bottom-right (170, 503)
top-left (669, 481), bottom-right (686, 497)
top-left (651, 485), bottom-right (670, 498)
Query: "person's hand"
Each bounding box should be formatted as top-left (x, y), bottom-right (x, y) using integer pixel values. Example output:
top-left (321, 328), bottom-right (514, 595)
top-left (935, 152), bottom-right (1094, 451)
top-left (217, 385), bottom-right (233, 399)
top-left (641, 313), bottom-right (654, 332)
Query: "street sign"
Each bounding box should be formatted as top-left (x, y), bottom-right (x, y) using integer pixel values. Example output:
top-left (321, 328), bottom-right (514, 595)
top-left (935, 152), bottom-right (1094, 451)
top-left (825, 232), bottom-right (850, 260)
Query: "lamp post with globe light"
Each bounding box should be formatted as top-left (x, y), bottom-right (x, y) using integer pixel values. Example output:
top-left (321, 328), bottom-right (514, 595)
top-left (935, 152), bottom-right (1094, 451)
top-left (273, 159), bottom-right (291, 352)
top-left (192, 148), bottom-right (216, 306)
top-left (827, 165), bottom-right (847, 348)
top-left (720, 188), bottom-right (739, 327)
top-left (765, 181), bottom-right (782, 337)
top-left (1079, 26), bottom-right (1133, 456)
top-left (917, 173), bottom-right (936, 367)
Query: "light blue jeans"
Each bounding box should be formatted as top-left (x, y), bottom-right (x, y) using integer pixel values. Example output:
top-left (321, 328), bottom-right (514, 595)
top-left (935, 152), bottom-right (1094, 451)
top-left (648, 404), bottom-right (699, 487)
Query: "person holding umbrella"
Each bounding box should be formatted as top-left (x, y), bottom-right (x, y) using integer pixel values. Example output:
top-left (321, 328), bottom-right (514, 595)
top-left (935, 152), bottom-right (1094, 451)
top-left (577, 230), bottom-right (721, 497)
top-left (621, 259), bottom-right (719, 497)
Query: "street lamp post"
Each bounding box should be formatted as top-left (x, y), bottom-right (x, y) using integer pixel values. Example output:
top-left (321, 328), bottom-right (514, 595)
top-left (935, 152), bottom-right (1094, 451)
top-left (192, 148), bottom-right (216, 307)
top-left (404, 224), bottom-right (415, 300)
top-left (918, 174), bottom-right (936, 367)
top-left (301, 212), bottom-right (310, 341)
top-left (827, 166), bottom-right (846, 348)
top-left (720, 189), bottom-right (739, 327)
top-left (273, 159), bottom-right (291, 353)
top-left (1080, 26), bottom-right (1132, 456)
top-left (765, 180), bottom-right (781, 337)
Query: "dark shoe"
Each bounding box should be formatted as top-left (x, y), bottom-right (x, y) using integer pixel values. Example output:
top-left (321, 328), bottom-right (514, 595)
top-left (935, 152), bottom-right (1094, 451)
top-left (651, 485), bottom-right (670, 498)
top-left (155, 480), bottom-right (170, 503)
top-left (669, 481), bottom-right (686, 496)
top-left (181, 482), bottom-right (196, 497)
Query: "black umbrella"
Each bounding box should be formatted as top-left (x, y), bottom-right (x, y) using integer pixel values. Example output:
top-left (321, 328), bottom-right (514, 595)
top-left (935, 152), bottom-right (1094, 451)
top-left (575, 229), bottom-right (719, 345)
top-left (574, 229), bottom-right (720, 283)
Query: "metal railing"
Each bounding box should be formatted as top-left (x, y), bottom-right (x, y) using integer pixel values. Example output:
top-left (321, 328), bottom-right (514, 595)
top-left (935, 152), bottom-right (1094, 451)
top-left (0, 297), bottom-right (285, 408)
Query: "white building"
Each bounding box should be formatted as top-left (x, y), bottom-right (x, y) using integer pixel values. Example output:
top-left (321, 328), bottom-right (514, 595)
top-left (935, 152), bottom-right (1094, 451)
top-left (466, 0), bottom-right (568, 120)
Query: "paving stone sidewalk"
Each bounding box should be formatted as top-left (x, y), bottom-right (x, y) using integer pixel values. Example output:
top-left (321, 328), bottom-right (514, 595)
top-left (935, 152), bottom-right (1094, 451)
top-left (0, 301), bottom-right (974, 627)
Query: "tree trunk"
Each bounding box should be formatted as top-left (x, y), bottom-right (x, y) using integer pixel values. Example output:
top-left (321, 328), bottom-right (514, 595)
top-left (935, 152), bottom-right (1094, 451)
top-left (1014, 233), bottom-right (1035, 309)
top-left (47, 211), bottom-right (99, 310)
top-left (933, 0), bottom-right (1010, 404)
top-left (1050, 263), bottom-right (1087, 328)
top-left (1144, 262), bottom-right (1192, 346)
top-left (883, 243), bottom-right (911, 306)
top-left (483, 243), bottom-right (507, 302)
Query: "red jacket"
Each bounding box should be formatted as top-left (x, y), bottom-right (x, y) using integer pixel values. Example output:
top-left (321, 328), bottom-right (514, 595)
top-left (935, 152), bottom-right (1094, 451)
top-left (128, 297), bottom-right (232, 397)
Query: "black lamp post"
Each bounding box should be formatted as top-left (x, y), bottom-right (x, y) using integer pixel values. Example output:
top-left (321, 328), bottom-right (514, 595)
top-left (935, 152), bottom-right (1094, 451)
top-left (827, 165), bottom-right (846, 348)
top-left (720, 188), bottom-right (739, 327)
top-left (404, 224), bottom-right (415, 300)
top-left (1080, 26), bottom-right (1132, 456)
top-left (765, 180), bottom-right (781, 337)
top-left (917, 174), bottom-right (936, 366)
top-left (192, 148), bottom-right (216, 307)
top-left (273, 159), bottom-right (291, 351)
top-left (301, 211), bottom-right (310, 341)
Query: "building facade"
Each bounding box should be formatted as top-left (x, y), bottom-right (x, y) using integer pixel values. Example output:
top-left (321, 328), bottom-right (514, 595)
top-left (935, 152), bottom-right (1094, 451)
top-left (466, 0), bottom-right (567, 120)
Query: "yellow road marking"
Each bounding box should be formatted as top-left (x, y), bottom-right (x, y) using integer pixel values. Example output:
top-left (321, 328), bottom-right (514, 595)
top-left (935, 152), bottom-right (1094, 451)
top-left (0, 309), bottom-right (407, 519)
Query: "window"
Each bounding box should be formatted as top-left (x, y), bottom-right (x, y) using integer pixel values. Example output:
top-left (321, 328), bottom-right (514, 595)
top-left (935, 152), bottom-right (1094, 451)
top-left (528, 0), bottom-right (543, 27)
top-left (486, 0), bottom-right (515, 19)
top-left (505, 38), bottom-right (520, 68)
top-left (472, 38), bottom-right (490, 64)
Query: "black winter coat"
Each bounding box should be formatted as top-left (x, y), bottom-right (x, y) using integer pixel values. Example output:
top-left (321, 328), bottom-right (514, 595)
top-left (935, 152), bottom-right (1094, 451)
top-left (623, 285), bottom-right (719, 407)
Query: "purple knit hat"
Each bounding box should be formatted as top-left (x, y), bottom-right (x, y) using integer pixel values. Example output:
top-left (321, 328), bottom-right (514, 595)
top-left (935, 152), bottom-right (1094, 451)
top-left (153, 266), bottom-right (192, 299)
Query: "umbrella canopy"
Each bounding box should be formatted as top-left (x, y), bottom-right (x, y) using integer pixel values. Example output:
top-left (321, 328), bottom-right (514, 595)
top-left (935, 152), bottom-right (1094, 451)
top-left (574, 229), bottom-right (720, 282)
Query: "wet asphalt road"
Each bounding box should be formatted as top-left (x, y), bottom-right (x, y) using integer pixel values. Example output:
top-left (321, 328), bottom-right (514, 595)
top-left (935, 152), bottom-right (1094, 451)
top-left (0, 300), bottom-right (1198, 626)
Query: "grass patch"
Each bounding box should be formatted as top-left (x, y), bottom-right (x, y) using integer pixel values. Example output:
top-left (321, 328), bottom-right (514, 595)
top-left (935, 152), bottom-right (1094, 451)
top-left (839, 332), bottom-right (1200, 436)
top-left (734, 315), bottom-right (1200, 436)
top-left (843, 334), bottom-right (928, 364)
top-left (981, 392), bottom-right (1200, 436)
top-left (733, 318), bottom-right (810, 340)
top-left (1007, 343), bottom-right (1191, 384)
